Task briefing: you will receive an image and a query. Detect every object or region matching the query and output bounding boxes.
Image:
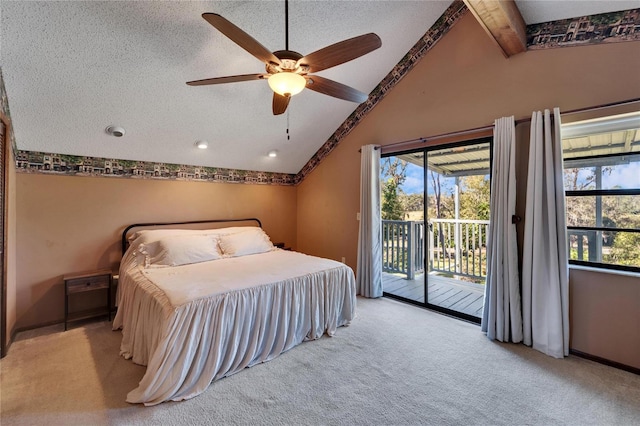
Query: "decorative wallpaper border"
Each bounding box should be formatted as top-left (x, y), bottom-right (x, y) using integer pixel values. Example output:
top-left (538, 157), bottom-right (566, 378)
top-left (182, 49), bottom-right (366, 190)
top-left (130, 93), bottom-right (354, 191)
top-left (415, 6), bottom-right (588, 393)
top-left (6, 1), bottom-right (469, 188)
top-left (0, 69), bottom-right (9, 118)
top-left (292, 5), bottom-right (640, 184)
top-left (527, 9), bottom-right (640, 50)
top-left (14, 150), bottom-right (296, 185)
top-left (5, 5), bottom-right (640, 187)
top-left (0, 68), bottom-right (17, 152)
top-left (292, 0), bottom-right (468, 184)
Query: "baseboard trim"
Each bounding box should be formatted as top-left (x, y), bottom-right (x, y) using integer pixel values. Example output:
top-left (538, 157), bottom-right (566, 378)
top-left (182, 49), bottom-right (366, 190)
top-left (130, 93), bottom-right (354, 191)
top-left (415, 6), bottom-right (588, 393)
top-left (7, 325), bottom-right (18, 352)
top-left (1, 325), bottom-right (19, 358)
top-left (570, 349), bottom-right (640, 375)
top-left (13, 319), bottom-right (64, 335)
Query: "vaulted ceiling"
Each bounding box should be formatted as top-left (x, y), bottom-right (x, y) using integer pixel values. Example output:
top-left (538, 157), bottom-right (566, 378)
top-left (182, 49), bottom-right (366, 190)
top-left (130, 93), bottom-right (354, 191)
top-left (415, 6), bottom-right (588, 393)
top-left (2, 1), bottom-right (637, 174)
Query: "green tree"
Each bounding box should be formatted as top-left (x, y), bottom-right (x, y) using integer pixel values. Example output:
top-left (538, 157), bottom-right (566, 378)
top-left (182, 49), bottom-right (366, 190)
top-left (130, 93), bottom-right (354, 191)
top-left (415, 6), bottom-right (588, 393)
top-left (381, 178), bottom-right (404, 220)
top-left (380, 158), bottom-right (407, 220)
top-left (399, 192), bottom-right (424, 214)
top-left (119, 160), bottom-right (136, 169)
top-left (589, 12), bottom-right (623, 26)
top-left (426, 172), bottom-right (454, 220)
top-left (60, 155), bottom-right (82, 165)
top-left (608, 214), bottom-right (640, 266)
top-left (564, 166), bottom-right (640, 267)
top-left (430, 171), bottom-right (443, 219)
top-left (459, 175), bottom-right (490, 220)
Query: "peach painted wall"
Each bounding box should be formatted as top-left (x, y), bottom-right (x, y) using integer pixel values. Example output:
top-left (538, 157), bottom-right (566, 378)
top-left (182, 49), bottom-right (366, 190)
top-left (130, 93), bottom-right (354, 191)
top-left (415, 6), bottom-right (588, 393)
top-left (569, 269), bottom-right (640, 369)
top-left (297, 13), bottom-right (640, 366)
top-left (15, 173), bottom-right (296, 329)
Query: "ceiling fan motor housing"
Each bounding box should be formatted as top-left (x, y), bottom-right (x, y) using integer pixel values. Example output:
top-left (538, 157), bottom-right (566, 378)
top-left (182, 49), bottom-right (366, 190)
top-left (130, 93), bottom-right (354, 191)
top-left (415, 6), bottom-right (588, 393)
top-left (267, 50), bottom-right (308, 75)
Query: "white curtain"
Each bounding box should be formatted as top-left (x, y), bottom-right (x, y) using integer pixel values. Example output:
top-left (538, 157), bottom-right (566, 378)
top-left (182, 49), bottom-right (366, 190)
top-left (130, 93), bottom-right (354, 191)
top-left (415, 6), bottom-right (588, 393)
top-left (356, 145), bottom-right (382, 298)
top-left (522, 108), bottom-right (570, 358)
top-left (482, 116), bottom-right (523, 343)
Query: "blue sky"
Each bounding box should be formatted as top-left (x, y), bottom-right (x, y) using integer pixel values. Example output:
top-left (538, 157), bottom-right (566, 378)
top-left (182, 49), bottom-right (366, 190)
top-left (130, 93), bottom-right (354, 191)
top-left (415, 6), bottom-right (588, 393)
top-left (401, 163), bottom-right (424, 195)
top-left (566, 162), bottom-right (639, 190)
top-left (394, 160), bottom-right (639, 194)
top-left (399, 163), bottom-right (459, 196)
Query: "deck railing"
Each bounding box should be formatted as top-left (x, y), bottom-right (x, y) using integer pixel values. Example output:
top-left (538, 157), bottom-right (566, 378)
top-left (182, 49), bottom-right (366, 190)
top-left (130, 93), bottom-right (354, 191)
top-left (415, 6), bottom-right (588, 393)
top-left (382, 220), bottom-right (425, 280)
top-left (568, 230), bottom-right (602, 262)
top-left (430, 218), bottom-right (489, 280)
top-left (382, 219), bottom-right (489, 282)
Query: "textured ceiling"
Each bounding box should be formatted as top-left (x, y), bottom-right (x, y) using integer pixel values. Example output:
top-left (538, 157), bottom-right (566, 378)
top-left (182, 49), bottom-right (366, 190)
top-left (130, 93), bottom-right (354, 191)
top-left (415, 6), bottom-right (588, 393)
top-left (2, 1), bottom-right (638, 175)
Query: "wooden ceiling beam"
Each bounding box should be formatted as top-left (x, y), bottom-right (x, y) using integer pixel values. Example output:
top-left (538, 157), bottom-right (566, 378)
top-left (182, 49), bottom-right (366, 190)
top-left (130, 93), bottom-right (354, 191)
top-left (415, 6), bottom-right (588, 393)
top-left (463, 0), bottom-right (527, 57)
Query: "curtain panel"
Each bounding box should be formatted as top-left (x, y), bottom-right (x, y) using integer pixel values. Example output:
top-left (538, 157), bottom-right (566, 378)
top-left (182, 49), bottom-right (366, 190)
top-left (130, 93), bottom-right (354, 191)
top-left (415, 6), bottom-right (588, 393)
top-left (482, 116), bottom-right (523, 342)
top-left (522, 108), bottom-right (570, 358)
top-left (356, 145), bottom-right (382, 298)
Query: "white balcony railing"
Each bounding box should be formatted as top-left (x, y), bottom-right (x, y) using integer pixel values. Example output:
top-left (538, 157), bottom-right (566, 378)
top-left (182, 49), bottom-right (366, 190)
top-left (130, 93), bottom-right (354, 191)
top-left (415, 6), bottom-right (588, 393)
top-left (382, 219), bottom-right (489, 282)
top-left (382, 220), bottom-right (425, 280)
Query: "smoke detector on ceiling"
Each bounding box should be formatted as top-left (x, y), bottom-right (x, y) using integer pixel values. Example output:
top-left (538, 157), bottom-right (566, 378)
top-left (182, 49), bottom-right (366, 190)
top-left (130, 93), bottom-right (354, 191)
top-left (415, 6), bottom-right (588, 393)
top-left (105, 126), bottom-right (126, 137)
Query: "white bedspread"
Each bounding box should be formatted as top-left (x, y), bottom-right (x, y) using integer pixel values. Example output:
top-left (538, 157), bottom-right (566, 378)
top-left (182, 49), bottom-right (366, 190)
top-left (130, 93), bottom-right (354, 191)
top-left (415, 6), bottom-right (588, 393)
top-left (113, 249), bottom-right (356, 405)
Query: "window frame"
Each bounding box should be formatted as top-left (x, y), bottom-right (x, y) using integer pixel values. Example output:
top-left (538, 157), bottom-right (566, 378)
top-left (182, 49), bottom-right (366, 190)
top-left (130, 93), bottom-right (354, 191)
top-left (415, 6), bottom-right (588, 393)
top-left (562, 127), bottom-right (640, 274)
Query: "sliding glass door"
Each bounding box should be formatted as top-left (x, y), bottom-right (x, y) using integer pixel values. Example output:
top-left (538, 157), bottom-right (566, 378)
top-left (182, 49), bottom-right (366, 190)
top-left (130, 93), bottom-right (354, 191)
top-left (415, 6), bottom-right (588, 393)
top-left (381, 153), bottom-right (426, 303)
top-left (381, 138), bottom-right (491, 322)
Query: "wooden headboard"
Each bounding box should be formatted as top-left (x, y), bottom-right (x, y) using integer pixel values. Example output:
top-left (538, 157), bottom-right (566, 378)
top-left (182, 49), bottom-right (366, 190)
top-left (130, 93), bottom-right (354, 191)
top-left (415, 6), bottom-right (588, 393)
top-left (121, 218), bottom-right (262, 255)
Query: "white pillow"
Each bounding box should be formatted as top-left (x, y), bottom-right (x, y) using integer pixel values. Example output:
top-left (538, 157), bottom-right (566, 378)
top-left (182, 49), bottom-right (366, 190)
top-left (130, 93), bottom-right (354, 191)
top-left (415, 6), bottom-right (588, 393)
top-left (128, 226), bottom-right (259, 257)
top-left (129, 226), bottom-right (259, 243)
top-left (129, 228), bottom-right (194, 242)
top-left (218, 228), bottom-right (274, 257)
top-left (141, 234), bottom-right (222, 268)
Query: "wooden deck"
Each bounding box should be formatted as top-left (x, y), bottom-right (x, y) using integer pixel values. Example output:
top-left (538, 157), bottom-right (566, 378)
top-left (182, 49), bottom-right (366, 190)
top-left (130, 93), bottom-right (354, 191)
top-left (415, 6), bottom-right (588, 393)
top-left (382, 272), bottom-right (485, 318)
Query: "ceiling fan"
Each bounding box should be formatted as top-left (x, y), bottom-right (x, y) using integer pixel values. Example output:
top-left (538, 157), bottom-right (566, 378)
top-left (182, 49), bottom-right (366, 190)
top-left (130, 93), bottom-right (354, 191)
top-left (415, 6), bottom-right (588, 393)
top-left (186, 0), bottom-right (382, 115)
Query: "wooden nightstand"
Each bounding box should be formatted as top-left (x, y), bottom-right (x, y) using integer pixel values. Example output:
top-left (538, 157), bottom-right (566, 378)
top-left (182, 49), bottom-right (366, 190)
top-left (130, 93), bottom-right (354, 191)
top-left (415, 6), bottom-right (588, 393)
top-left (274, 242), bottom-right (292, 251)
top-left (111, 273), bottom-right (119, 317)
top-left (64, 269), bottom-right (112, 331)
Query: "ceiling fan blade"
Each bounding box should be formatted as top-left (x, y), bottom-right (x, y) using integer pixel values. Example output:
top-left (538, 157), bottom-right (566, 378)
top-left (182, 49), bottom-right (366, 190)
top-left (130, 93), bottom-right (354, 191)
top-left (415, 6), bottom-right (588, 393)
top-left (272, 93), bottom-right (291, 115)
top-left (202, 13), bottom-right (281, 65)
top-left (297, 33), bottom-right (381, 73)
top-left (304, 75), bottom-right (368, 103)
top-left (186, 74), bottom-right (266, 86)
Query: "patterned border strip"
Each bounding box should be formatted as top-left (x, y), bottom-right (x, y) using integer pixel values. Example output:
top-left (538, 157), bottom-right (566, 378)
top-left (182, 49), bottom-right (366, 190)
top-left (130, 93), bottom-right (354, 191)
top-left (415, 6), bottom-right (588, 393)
top-left (3, 1), bottom-right (468, 188)
top-left (4, 66), bottom-right (295, 186)
top-left (293, 0), bottom-right (468, 185)
top-left (527, 9), bottom-right (640, 50)
top-left (4, 67), bottom-right (295, 185)
top-left (5, 6), bottom-right (640, 187)
top-left (14, 151), bottom-right (296, 186)
top-left (293, 5), bottom-right (640, 184)
top-left (0, 68), bottom-right (17, 152)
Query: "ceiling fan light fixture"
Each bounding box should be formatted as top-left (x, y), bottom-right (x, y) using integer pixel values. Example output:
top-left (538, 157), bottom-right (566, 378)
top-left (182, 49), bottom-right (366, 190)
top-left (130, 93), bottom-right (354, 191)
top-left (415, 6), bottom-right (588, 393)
top-left (268, 72), bottom-right (306, 97)
top-left (267, 150), bottom-right (278, 158)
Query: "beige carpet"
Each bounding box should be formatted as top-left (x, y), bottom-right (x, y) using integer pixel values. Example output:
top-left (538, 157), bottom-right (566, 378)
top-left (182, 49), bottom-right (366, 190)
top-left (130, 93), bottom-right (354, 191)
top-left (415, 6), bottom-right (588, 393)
top-left (2, 296), bottom-right (639, 425)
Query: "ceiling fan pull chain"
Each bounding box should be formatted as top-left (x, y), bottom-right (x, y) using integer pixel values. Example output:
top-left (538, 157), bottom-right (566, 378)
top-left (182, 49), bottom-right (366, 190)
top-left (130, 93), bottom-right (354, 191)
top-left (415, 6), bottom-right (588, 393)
top-left (287, 110), bottom-right (290, 141)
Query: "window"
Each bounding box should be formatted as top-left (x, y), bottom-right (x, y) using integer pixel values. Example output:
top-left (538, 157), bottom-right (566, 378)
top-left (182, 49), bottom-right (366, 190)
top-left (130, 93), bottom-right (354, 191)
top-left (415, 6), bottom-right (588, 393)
top-left (562, 111), bottom-right (640, 272)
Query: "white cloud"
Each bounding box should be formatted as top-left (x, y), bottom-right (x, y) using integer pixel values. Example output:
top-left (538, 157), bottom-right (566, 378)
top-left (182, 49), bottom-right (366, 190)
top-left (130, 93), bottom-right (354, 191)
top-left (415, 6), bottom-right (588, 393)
top-left (604, 163), bottom-right (640, 189)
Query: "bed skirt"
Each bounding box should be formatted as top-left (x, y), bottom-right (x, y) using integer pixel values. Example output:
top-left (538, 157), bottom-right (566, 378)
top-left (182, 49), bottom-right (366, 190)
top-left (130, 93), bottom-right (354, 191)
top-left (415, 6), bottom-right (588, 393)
top-left (114, 264), bottom-right (356, 405)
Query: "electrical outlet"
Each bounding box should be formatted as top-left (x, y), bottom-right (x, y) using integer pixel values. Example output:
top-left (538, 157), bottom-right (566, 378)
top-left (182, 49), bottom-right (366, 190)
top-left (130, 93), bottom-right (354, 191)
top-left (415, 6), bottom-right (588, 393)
top-left (341, 257), bottom-right (346, 263)
top-left (356, 212), bottom-right (361, 221)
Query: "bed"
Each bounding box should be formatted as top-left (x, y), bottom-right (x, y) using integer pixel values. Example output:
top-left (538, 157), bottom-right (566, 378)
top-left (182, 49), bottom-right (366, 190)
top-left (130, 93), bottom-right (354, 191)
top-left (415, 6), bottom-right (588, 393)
top-left (112, 218), bottom-right (356, 405)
